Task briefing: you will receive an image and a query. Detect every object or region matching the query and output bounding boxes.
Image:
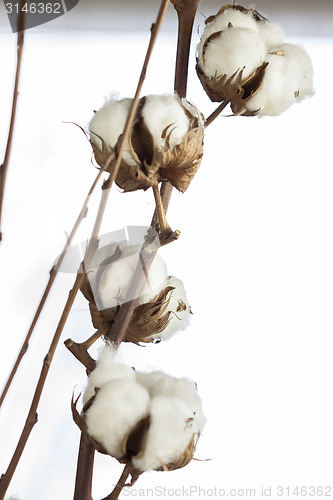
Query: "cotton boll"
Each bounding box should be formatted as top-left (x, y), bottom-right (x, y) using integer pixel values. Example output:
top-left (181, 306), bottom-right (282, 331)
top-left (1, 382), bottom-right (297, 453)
top-left (98, 244), bottom-right (167, 309)
top-left (89, 98), bottom-right (136, 166)
top-left (147, 277), bottom-right (191, 341)
top-left (85, 379), bottom-right (150, 459)
top-left (246, 43), bottom-right (314, 116)
top-left (257, 21), bottom-right (284, 50)
top-left (200, 27), bottom-right (267, 80)
top-left (132, 395), bottom-right (201, 472)
top-left (141, 95), bottom-right (190, 149)
top-left (83, 344), bottom-right (136, 404)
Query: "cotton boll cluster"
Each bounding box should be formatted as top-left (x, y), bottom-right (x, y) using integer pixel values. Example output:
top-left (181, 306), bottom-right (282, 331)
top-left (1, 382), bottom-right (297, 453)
top-left (89, 94), bottom-right (204, 193)
top-left (196, 4), bottom-right (314, 116)
top-left (80, 345), bottom-right (205, 471)
top-left (245, 44), bottom-right (314, 116)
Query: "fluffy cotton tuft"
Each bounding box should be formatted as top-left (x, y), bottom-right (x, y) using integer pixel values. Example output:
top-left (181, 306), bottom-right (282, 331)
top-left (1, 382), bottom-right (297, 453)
top-left (83, 344), bottom-right (135, 404)
top-left (202, 9), bottom-right (260, 39)
top-left (85, 378), bottom-right (150, 458)
top-left (199, 26), bottom-right (267, 80)
top-left (141, 95), bottom-right (191, 149)
top-left (86, 241), bottom-right (167, 310)
top-left (257, 20), bottom-right (284, 49)
top-left (89, 98), bottom-right (136, 166)
top-left (245, 43), bottom-right (314, 116)
top-left (135, 370), bottom-right (205, 425)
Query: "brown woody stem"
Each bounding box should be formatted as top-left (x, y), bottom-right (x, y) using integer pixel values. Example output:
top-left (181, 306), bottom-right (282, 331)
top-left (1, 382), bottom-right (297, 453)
top-left (102, 463), bottom-right (134, 500)
top-left (73, 433), bottom-right (95, 500)
top-left (0, 1), bottom-right (27, 242)
top-left (64, 339), bottom-right (97, 373)
top-left (205, 100), bottom-right (230, 127)
top-left (153, 184), bottom-right (170, 234)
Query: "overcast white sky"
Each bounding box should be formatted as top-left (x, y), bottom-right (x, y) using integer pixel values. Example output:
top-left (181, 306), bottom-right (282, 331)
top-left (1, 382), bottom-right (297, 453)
top-left (0, 2), bottom-right (333, 499)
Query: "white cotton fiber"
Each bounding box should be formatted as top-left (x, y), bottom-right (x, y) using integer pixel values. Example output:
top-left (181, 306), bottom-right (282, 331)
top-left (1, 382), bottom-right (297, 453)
top-left (200, 27), bottom-right (267, 80)
top-left (141, 95), bottom-right (190, 149)
top-left (89, 98), bottom-right (137, 166)
top-left (85, 241), bottom-right (167, 310)
top-left (132, 395), bottom-right (201, 472)
top-left (202, 9), bottom-right (260, 40)
top-left (85, 378), bottom-right (150, 458)
top-left (83, 344), bottom-right (135, 405)
top-left (98, 243), bottom-right (167, 309)
top-left (147, 276), bottom-right (191, 341)
top-left (257, 20), bottom-right (284, 49)
top-left (245, 43), bottom-right (314, 116)
top-left (136, 370), bottom-right (205, 427)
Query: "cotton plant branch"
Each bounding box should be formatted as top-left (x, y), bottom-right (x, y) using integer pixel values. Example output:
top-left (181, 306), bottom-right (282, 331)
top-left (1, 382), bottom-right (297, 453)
top-left (0, 2), bottom-right (170, 498)
top-left (78, 1), bottom-right (200, 498)
top-left (0, 1), bottom-right (27, 242)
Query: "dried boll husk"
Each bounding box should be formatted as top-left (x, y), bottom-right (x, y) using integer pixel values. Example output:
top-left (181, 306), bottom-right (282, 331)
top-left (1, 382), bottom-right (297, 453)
top-left (196, 61), bottom-right (268, 112)
top-left (89, 94), bottom-right (204, 194)
top-left (83, 280), bottom-right (190, 344)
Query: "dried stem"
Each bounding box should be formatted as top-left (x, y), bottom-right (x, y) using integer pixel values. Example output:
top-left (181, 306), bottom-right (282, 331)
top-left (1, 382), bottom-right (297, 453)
top-left (73, 433), bottom-right (95, 500)
top-left (0, 1), bottom-right (27, 242)
top-left (0, 164), bottom-right (108, 410)
top-left (205, 100), bottom-right (230, 127)
top-left (102, 463), bottom-right (133, 500)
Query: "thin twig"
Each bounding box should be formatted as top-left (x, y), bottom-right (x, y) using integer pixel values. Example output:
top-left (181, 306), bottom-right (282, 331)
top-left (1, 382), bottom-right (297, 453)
top-left (0, 1), bottom-right (27, 242)
top-left (0, 164), bottom-right (108, 410)
top-left (205, 99), bottom-right (230, 127)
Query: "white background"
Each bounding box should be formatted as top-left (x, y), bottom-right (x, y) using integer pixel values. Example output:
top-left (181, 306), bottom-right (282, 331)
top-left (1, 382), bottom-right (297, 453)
top-left (0, 2), bottom-right (333, 499)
